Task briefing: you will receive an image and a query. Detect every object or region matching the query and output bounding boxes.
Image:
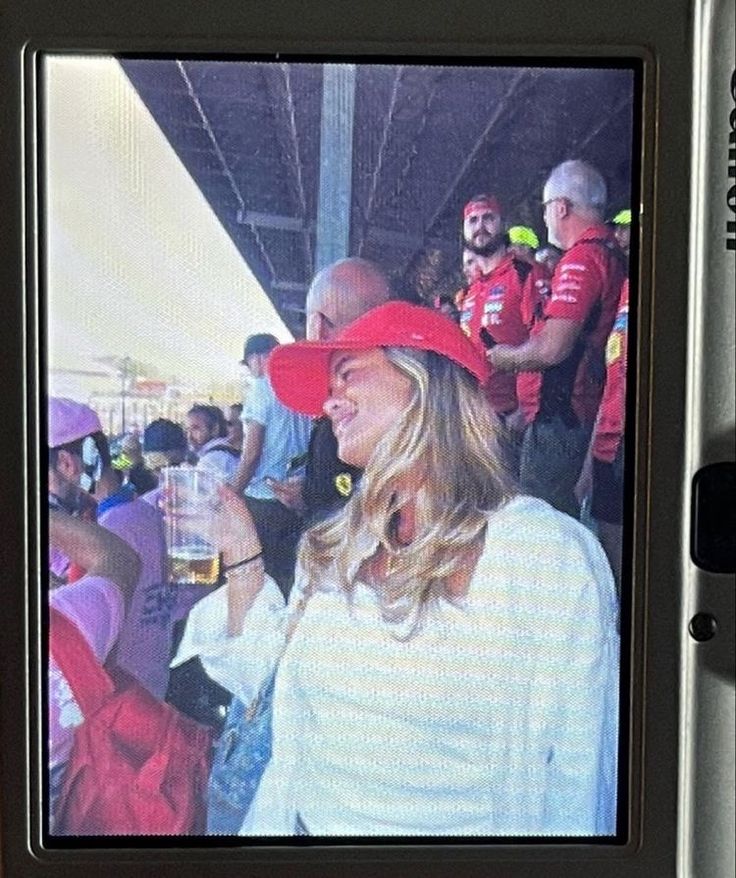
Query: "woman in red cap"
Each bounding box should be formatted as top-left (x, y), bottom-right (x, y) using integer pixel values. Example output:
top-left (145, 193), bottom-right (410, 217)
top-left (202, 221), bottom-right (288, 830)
top-left (173, 302), bottom-right (619, 838)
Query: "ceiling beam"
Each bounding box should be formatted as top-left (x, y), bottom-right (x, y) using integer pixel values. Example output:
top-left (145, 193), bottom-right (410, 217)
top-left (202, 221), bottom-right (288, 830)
top-left (357, 65), bottom-right (404, 257)
top-left (271, 280), bottom-right (309, 293)
top-left (236, 210), bottom-right (305, 232)
top-left (235, 211), bottom-right (456, 256)
top-left (261, 64), bottom-right (314, 272)
top-left (366, 226), bottom-right (455, 253)
top-left (175, 60), bottom-right (278, 283)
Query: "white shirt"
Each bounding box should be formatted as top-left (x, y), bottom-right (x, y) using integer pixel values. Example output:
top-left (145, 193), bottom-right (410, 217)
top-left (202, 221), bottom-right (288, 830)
top-left (173, 495), bottom-right (619, 836)
top-left (197, 437), bottom-right (240, 482)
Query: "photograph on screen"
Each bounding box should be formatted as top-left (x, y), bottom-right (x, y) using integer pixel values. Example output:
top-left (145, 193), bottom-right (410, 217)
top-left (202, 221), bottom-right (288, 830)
top-left (41, 56), bottom-right (637, 841)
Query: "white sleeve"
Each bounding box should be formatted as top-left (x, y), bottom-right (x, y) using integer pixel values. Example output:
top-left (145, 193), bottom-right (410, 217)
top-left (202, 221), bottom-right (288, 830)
top-left (242, 378), bottom-right (271, 427)
top-left (170, 573), bottom-right (287, 705)
top-left (522, 517), bottom-right (620, 835)
top-left (198, 449), bottom-right (240, 481)
top-left (238, 679), bottom-right (300, 834)
top-left (473, 498), bottom-right (620, 837)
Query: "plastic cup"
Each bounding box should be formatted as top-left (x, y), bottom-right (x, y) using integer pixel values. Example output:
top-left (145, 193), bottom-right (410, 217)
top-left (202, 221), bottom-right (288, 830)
top-left (161, 467), bottom-right (221, 586)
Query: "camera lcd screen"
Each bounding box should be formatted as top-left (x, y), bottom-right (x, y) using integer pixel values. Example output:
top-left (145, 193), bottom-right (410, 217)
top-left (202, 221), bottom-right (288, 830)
top-left (41, 55), bottom-right (639, 844)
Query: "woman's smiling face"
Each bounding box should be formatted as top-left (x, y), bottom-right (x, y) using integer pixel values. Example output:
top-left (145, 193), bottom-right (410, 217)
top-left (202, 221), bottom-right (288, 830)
top-left (323, 348), bottom-right (414, 469)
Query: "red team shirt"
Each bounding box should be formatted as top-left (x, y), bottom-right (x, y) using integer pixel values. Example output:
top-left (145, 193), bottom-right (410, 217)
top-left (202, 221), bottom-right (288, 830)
top-left (456, 253), bottom-right (549, 415)
top-left (520, 224), bottom-right (627, 427)
top-left (592, 278), bottom-right (629, 463)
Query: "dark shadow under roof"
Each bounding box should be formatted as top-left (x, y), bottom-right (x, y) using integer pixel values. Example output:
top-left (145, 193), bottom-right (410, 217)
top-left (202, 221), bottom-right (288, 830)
top-left (121, 58), bottom-right (636, 335)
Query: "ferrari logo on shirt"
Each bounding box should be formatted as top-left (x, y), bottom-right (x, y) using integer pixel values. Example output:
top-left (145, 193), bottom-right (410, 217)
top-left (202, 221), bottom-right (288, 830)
top-left (335, 472), bottom-right (353, 497)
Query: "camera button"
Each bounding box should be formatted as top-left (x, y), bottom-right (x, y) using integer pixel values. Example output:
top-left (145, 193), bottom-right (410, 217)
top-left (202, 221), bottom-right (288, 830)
top-left (688, 613), bottom-right (718, 642)
top-left (690, 462), bottom-right (736, 574)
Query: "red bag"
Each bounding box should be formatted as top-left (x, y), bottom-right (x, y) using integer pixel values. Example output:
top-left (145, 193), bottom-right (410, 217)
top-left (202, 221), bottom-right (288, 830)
top-left (49, 608), bottom-right (212, 835)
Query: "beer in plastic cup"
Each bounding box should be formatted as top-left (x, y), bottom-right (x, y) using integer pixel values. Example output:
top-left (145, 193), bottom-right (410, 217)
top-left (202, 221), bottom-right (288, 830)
top-left (161, 467), bottom-right (221, 586)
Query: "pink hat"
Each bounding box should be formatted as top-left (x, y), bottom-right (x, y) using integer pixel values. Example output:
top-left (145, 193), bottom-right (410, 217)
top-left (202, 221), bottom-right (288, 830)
top-left (48, 397), bottom-right (102, 448)
top-left (268, 301), bottom-right (490, 417)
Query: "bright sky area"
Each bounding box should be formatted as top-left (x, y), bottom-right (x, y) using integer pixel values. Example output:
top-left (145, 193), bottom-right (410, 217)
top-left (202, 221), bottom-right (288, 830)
top-left (45, 55), bottom-right (291, 402)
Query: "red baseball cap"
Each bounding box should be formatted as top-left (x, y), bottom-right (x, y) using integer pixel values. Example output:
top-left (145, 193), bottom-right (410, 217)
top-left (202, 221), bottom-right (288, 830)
top-left (268, 301), bottom-right (490, 416)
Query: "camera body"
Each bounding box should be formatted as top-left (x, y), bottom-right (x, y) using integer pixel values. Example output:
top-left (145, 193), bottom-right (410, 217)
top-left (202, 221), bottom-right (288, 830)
top-left (0, 0), bottom-right (733, 875)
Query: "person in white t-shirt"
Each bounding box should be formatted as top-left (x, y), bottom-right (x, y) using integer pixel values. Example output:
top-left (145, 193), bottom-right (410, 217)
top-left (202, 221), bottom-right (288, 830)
top-left (229, 334), bottom-right (311, 598)
top-left (174, 302), bottom-right (620, 838)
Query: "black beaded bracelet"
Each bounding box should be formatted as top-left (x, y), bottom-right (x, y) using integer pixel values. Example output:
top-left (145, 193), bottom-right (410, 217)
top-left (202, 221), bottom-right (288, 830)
top-left (222, 551), bottom-right (263, 574)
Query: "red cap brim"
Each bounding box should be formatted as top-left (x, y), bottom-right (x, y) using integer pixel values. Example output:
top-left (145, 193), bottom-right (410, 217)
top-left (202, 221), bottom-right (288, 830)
top-left (267, 338), bottom-right (375, 417)
top-left (267, 301), bottom-right (490, 417)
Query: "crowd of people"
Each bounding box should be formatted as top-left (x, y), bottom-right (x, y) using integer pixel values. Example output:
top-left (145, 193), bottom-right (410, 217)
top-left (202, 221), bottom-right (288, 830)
top-left (47, 158), bottom-right (630, 837)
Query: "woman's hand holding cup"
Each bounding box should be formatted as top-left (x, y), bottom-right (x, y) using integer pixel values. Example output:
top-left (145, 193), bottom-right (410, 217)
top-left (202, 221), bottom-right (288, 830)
top-left (212, 485), bottom-right (265, 636)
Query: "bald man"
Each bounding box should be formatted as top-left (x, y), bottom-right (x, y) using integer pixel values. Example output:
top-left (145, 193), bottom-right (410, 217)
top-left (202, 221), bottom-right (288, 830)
top-left (304, 257), bottom-right (391, 341)
top-left (267, 257), bottom-right (391, 523)
top-left (488, 160), bottom-right (627, 517)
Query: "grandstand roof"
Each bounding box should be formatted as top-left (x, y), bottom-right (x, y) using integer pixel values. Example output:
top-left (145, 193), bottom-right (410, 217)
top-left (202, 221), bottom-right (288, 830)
top-left (121, 59), bottom-right (635, 335)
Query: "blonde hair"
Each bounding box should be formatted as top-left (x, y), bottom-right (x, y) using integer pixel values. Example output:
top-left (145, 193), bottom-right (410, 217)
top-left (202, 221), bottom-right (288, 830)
top-left (297, 346), bottom-right (515, 636)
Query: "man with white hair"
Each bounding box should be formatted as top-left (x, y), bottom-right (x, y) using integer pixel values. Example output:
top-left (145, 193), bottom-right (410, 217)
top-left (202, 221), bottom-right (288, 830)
top-left (488, 160), bottom-right (627, 517)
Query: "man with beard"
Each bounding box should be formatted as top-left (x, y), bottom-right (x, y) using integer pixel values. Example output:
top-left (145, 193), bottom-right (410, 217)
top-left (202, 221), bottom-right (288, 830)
top-left (457, 195), bottom-right (549, 441)
top-left (186, 404), bottom-right (240, 481)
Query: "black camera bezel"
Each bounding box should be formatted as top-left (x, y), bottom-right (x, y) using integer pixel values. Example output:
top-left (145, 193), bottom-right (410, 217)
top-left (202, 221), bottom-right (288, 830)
top-left (1, 1), bottom-right (728, 875)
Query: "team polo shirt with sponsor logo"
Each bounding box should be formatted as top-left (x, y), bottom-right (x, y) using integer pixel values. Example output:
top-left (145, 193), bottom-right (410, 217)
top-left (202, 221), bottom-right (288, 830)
top-left (457, 254), bottom-right (548, 415)
top-left (520, 225), bottom-right (627, 427)
top-left (592, 279), bottom-right (629, 463)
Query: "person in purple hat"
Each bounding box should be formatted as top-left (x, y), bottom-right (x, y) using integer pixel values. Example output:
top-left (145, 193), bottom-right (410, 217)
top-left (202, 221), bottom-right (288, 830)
top-left (48, 398), bottom-right (103, 510)
top-left (46, 401), bottom-right (142, 828)
top-left (48, 398), bottom-right (176, 700)
top-left (48, 397), bottom-right (107, 582)
top-left (173, 302), bottom-right (619, 838)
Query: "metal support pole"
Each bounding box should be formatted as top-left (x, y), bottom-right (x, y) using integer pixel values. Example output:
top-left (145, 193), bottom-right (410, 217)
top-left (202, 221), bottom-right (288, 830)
top-left (315, 64), bottom-right (356, 271)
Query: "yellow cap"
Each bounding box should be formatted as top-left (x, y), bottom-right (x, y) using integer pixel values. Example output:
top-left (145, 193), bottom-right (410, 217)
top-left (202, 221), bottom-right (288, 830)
top-left (508, 226), bottom-right (540, 249)
top-left (111, 453), bottom-right (133, 471)
top-left (612, 209), bottom-right (632, 225)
